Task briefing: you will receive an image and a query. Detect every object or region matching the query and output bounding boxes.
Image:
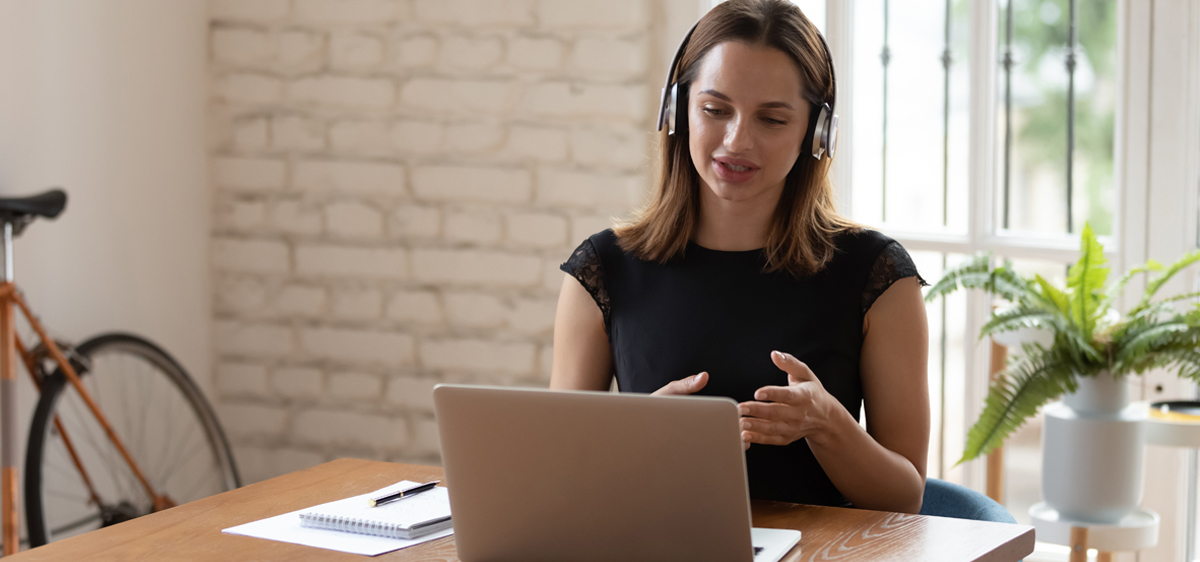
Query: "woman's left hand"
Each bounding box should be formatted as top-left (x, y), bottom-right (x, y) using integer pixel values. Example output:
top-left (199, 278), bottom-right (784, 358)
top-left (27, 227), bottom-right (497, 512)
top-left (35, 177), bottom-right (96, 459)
top-left (738, 350), bottom-right (836, 449)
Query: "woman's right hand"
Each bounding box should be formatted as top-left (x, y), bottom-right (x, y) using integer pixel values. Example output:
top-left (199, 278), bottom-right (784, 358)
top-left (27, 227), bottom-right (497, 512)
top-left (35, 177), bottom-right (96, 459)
top-left (650, 372), bottom-right (708, 396)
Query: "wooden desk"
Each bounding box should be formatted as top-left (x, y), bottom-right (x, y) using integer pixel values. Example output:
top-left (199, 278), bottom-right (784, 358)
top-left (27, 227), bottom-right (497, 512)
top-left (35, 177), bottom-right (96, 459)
top-left (8, 458), bottom-right (1034, 562)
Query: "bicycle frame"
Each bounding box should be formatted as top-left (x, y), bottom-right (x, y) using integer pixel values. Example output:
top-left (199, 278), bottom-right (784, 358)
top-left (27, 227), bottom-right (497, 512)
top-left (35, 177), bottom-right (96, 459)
top-left (0, 222), bottom-right (168, 554)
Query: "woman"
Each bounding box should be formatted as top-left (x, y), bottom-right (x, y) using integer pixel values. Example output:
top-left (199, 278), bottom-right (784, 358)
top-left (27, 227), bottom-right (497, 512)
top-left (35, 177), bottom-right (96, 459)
top-left (551, 0), bottom-right (930, 514)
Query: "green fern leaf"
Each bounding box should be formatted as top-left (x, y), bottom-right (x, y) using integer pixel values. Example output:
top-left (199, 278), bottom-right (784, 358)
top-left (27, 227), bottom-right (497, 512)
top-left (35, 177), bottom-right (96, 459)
top-left (1065, 223), bottom-right (1109, 340)
top-left (959, 346), bottom-right (1078, 463)
top-left (1131, 249), bottom-right (1200, 316)
top-left (980, 307), bottom-right (1060, 338)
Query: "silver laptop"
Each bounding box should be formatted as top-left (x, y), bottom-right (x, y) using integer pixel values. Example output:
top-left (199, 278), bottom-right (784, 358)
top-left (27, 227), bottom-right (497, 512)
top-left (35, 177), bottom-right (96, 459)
top-left (434, 384), bottom-right (799, 562)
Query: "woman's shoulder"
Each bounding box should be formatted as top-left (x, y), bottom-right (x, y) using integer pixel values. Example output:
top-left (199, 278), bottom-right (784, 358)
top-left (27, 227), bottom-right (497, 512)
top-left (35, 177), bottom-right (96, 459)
top-left (833, 227), bottom-right (899, 257)
top-left (832, 228), bottom-right (927, 313)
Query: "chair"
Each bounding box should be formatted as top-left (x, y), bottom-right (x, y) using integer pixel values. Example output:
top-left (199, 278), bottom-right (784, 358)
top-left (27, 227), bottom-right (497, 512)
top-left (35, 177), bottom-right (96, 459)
top-left (920, 478), bottom-right (1017, 524)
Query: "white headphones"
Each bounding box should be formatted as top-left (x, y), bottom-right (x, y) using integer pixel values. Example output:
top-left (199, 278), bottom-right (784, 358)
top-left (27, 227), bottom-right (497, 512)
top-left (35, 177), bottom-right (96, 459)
top-left (656, 16), bottom-right (839, 160)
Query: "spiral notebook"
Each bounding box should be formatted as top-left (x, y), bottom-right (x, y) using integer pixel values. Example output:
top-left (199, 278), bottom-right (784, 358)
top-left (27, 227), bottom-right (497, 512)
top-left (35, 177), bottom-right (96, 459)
top-left (297, 483), bottom-right (452, 540)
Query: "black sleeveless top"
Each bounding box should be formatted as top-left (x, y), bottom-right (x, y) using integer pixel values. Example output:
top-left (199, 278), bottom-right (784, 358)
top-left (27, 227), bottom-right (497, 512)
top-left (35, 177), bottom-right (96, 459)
top-left (560, 228), bottom-right (925, 507)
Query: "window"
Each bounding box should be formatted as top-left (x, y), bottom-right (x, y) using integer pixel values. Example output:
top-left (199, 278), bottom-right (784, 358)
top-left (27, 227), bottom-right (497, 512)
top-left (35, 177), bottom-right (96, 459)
top-left (689, 0), bottom-right (1119, 526)
top-left (705, 0), bottom-right (1122, 524)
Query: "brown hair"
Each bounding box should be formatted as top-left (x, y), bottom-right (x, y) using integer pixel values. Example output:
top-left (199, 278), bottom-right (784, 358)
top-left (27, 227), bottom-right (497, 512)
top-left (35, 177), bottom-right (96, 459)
top-left (615, 0), bottom-right (859, 278)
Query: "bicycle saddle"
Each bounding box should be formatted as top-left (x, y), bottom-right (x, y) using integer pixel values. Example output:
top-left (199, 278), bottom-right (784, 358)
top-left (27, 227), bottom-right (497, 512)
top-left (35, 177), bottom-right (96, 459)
top-left (0, 189), bottom-right (67, 219)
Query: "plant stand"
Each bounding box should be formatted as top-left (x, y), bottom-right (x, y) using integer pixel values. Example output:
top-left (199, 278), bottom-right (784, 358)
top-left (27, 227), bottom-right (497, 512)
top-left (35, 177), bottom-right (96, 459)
top-left (1029, 502), bottom-right (1159, 562)
top-left (1145, 400), bottom-right (1200, 562)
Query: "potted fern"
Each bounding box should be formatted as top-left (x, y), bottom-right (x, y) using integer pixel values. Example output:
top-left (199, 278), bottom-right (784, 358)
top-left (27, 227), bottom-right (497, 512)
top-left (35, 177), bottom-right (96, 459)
top-left (926, 223), bottom-right (1200, 524)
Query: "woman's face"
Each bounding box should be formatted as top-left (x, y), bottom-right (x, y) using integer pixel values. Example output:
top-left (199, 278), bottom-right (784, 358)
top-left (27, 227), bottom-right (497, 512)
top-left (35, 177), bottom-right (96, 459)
top-left (688, 41), bottom-right (810, 206)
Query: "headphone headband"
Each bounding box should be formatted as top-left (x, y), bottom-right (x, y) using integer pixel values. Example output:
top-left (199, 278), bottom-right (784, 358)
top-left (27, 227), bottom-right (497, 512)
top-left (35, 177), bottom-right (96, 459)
top-left (657, 10), bottom-right (838, 160)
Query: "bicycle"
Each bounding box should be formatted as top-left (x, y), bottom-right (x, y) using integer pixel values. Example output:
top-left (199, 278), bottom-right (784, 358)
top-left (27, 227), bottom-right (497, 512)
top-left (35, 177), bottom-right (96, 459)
top-left (0, 189), bottom-right (241, 552)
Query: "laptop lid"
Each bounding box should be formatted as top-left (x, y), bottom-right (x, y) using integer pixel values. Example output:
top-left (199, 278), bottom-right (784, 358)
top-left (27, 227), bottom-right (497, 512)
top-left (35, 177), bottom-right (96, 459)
top-left (434, 384), bottom-right (755, 562)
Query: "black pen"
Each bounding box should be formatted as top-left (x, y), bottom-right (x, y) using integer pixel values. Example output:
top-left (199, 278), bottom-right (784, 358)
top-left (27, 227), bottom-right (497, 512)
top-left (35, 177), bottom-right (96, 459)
top-left (368, 480), bottom-right (440, 507)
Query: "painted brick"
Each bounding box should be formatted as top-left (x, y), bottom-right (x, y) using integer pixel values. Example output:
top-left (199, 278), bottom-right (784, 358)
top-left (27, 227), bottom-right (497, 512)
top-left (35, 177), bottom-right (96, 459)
top-left (271, 448), bottom-right (327, 479)
top-left (570, 36), bottom-right (647, 75)
top-left (214, 73), bottom-right (283, 105)
top-left (212, 28), bottom-right (275, 66)
top-left (390, 121), bottom-right (444, 155)
top-left (219, 402), bottom-right (288, 439)
top-left (389, 205), bottom-right (441, 238)
top-left (389, 35), bottom-right (438, 69)
top-left (522, 82), bottom-right (646, 121)
top-left (539, 0), bottom-right (649, 28)
top-left (270, 200), bottom-right (324, 236)
top-left (295, 244), bottom-right (408, 278)
top-left (411, 166), bottom-right (530, 203)
top-left (214, 157), bottom-right (286, 191)
top-left (510, 297), bottom-right (557, 335)
top-left (501, 126), bottom-right (568, 162)
top-left (508, 37), bottom-right (564, 71)
top-left (538, 344), bottom-right (553, 380)
top-left (273, 366), bottom-right (324, 399)
top-left (216, 197), bottom-right (267, 231)
top-left (506, 212), bottom-right (567, 248)
top-left (216, 362), bottom-right (269, 397)
top-left (414, 0), bottom-right (535, 26)
top-left (211, 0), bottom-right (290, 22)
top-left (385, 291), bottom-right (443, 324)
top-left (420, 338), bottom-right (536, 374)
top-left (439, 36), bottom-right (503, 71)
top-left (331, 287), bottom-right (384, 320)
top-left (213, 238), bottom-right (289, 274)
top-left (412, 249), bottom-right (541, 286)
top-left (385, 376), bottom-right (437, 411)
top-left (536, 168), bottom-right (643, 208)
top-left (412, 417), bottom-right (441, 455)
top-left (215, 320), bottom-right (293, 357)
top-left (570, 215), bottom-right (614, 242)
top-left (299, 327), bottom-right (415, 366)
top-left (571, 126), bottom-right (648, 169)
top-left (216, 276), bottom-right (268, 313)
top-left (294, 0), bottom-right (406, 24)
top-left (274, 284), bottom-right (328, 316)
top-left (273, 115), bottom-right (326, 152)
top-left (231, 117), bottom-right (269, 151)
top-left (444, 122), bottom-right (504, 153)
top-left (330, 33), bottom-right (384, 70)
top-left (328, 371), bottom-right (384, 401)
top-left (232, 446), bottom-right (271, 484)
top-left (292, 410), bottom-right (408, 449)
top-left (288, 76), bottom-right (395, 109)
top-left (400, 78), bottom-right (516, 115)
top-left (294, 160), bottom-right (406, 195)
top-left (444, 208), bottom-right (501, 244)
top-left (443, 292), bottom-right (508, 328)
top-left (330, 120), bottom-right (392, 156)
top-left (325, 201), bottom-right (384, 239)
top-left (542, 258), bottom-right (570, 291)
top-left (277, 31), bottom-right (325, 70)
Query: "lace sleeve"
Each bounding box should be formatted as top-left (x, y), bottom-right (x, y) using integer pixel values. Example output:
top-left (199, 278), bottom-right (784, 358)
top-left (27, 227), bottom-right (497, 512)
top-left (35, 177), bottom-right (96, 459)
top-left (560, 239), bottom-right (611, 333)
top-left (862, 241), bottom-right (928, 315)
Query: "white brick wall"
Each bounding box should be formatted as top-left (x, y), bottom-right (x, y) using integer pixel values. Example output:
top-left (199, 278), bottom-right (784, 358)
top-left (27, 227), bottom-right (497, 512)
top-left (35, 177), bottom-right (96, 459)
top-left (209, 0), bottom-right (658, 482)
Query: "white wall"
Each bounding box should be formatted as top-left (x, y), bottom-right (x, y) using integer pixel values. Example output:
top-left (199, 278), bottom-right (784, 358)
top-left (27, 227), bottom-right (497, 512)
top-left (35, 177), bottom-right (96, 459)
top-left (0, 0), bottom-right (211, 393)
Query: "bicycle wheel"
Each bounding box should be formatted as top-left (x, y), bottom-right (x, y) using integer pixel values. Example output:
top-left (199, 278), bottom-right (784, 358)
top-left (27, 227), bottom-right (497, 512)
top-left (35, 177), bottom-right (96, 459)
top-left (24, 333), bottom-right (240, 546)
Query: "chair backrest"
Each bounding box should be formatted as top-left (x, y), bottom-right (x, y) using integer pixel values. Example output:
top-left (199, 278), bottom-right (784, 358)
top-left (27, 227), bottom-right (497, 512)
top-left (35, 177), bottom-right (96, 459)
top-left (919, 478), bottom-right (1017, 524)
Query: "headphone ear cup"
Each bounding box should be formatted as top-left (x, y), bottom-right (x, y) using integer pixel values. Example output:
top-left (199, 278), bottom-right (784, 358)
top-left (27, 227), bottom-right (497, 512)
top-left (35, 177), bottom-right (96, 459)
top-left (668, 81), bottom-right (690, 136)
top-left (807, 103), bottom-right (836, 159)
top-left (804, 102), bottom-right (822, 159)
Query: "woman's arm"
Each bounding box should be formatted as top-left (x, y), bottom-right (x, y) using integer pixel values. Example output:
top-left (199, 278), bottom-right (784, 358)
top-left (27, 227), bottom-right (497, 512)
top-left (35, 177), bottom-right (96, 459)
top-left (738, 276), bottom-right (930, 513)
top-left (550, 274), bottom-right (614, 391)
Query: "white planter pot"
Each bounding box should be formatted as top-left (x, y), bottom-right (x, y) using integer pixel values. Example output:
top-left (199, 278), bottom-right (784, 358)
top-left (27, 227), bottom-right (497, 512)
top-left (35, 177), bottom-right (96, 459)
top-left (1041, 371), bottom-right (1147, 524)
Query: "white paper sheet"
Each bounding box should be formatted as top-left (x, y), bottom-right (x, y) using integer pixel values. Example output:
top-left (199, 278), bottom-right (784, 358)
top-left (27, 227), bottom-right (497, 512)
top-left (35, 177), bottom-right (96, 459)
top-left (752, 527), bottom-right (802, 562)
top-left (222, 481), bottom-right (454, 557)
